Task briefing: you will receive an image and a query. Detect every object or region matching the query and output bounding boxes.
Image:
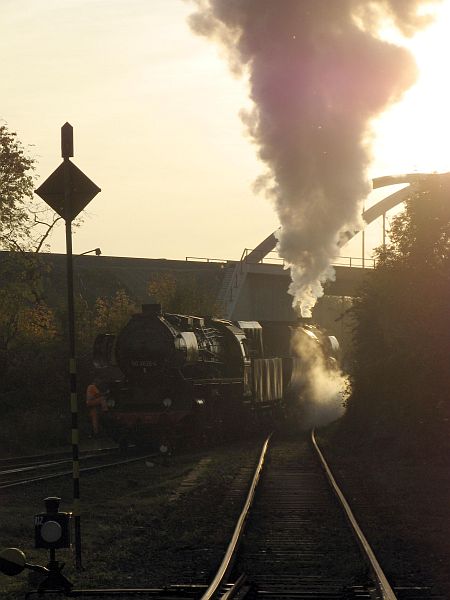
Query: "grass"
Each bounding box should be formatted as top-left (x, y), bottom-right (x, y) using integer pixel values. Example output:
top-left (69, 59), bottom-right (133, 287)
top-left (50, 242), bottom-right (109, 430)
top-left (318, 425), bottom-right (450, 598)
top-left (0, 439), bottom-right (261, 599)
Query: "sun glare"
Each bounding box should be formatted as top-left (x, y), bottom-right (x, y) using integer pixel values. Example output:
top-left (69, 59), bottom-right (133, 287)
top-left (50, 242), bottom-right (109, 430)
top-left (372, 1), bottom-right (450, 176)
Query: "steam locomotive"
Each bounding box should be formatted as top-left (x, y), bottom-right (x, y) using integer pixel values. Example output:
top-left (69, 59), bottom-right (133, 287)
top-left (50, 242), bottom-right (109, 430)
top-left (93, 304), bottom-right (339, 450)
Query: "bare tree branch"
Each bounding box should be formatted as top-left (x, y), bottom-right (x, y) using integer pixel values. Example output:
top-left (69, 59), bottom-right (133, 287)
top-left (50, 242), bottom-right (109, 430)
top-left (34, 213), bottom-right (62, 253)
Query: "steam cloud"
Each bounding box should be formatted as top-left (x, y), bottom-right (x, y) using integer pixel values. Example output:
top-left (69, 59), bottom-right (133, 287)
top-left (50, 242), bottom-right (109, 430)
top-left (188, 0), bottom-right (440, 316)
top-left (291, 329), bottom-right (348, 430)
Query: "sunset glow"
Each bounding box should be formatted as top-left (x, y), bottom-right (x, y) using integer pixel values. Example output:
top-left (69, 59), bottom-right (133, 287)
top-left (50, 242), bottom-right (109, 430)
top-left (0, 1), bottom-right (449, 260)
top-left (372, 1), bottom-right (450, 176)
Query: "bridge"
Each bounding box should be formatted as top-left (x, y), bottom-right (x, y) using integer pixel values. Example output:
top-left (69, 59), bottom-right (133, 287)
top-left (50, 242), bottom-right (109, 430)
top-left (1, 172), bottom-right (444, 336)
top-left (182, 253), bottom-right (370, 322)
top-left (215, 172), bottom-right (448, 321)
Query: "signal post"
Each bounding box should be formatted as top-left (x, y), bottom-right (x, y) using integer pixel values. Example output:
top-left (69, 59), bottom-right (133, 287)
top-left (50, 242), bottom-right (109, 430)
top-left (35, 124), bottom-right (101, 569)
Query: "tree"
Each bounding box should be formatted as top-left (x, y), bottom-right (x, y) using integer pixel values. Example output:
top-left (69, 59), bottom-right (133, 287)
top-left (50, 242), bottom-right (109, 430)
top-left (0, 256), bottom-right (58, 369)
top-left (0, 125), bottom-right (66, 451)
top-left (147, 272), bottom-right (177, 311)
top-left (94, 289), bottom-right (138, 334)
top-left (347, 179), bottom-right (450, 437)
top-left (0, 122), bottom-right (61, 251)
top-left (0, 124), bottom-right (64, 371)
top-left (148, 271), bottom-right (223, 316)
top-left (0, 123), bottom-right (34, 249)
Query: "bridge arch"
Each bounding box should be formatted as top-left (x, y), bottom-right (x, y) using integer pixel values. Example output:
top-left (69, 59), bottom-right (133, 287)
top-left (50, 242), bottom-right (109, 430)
top-left (245, 172), bottom-right (447, 263)
top-left (217, 172), bottom-right (448, 319)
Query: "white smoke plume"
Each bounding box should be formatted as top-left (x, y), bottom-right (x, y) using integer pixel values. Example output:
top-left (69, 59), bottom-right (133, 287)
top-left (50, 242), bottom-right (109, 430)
top-left (291, 329), bottom-right (348, 430)
top-left (188, 0), bottom-right (440, 316)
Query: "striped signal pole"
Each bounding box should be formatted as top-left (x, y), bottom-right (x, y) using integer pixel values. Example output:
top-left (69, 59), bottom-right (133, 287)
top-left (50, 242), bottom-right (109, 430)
top-left (62, 123), bottom-right (82, 570)
top-left (35, 125), bottom-right (100, 571)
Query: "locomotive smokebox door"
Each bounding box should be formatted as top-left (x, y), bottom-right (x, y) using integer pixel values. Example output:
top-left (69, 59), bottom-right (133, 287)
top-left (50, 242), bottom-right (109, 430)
top-left (35, 497), bottom-right (71, 549)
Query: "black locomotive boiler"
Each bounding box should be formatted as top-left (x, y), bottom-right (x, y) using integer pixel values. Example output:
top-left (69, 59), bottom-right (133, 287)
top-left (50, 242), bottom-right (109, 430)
top-left (93, 304), bottom-right (339, 449)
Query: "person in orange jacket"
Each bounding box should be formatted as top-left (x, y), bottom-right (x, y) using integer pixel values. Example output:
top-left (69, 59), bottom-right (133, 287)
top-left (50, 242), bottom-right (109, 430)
top-left (86, 378), bottom-right (109, 437)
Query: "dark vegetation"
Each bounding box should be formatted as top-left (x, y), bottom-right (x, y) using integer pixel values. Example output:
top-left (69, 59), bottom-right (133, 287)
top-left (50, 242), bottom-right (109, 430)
top-left (324, 176), bottom-right (450, 595)
top-left (343, 176), bottom-right (450, 452)
top-left (0, 441), bottom-right (260, 599)
top-left (0, 258), bottom-right (220, 454)
top-left (0, 124), bottom-right (220, 455)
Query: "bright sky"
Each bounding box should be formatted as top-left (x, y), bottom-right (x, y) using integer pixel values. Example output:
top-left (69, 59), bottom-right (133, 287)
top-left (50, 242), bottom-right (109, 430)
top-left (1, 0), bottom-right (449, 261)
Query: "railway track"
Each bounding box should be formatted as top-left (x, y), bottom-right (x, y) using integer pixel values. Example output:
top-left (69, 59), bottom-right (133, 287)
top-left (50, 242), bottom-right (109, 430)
top-left (201, 433), bottom-right (367, 599)
top-left (198, 432), bottom-right (441, 600)
top-left (0, 434), bottom-right (443, 598)
top-left (0, 447), bottom-right (157, 490)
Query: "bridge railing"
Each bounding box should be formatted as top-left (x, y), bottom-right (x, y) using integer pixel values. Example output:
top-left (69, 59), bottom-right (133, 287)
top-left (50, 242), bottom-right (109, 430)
top-left (185, 256), bottom-right (229, 264)
top-left (331, 255), bottom-right (375, 269)
top-left (187, 252), bottom-right (375, 269)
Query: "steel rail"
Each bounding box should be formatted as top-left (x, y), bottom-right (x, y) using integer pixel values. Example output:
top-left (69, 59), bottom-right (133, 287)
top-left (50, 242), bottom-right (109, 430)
top-left (0, 458), bottom-right (76, 476)
top-left (200, 435), bottom-right (271, 600)
top-left (218, 573), bottom-right (248, 599)
top-left (0, 446), bottom-right (119, 466)
top-left (311, 429), bottom-right (398, 600)
top-left (0, 453), bottom-right (157, 491)
top-left (0, 450), bottom-right (121, 477)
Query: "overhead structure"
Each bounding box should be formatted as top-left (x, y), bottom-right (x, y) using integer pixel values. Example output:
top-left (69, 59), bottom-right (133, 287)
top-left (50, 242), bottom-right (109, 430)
top-left (218, 172), bottom-right (448, 319)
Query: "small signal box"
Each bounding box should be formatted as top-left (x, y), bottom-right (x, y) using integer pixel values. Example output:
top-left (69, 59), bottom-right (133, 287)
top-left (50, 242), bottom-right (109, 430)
top-left (61, 122), bottom-right (74, 158)
top-left (35, 497), bottom-right (71, 550)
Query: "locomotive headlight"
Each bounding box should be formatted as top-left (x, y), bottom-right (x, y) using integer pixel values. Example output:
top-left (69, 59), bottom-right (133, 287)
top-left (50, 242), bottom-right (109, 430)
top-left (162, 397), bottom-right (172, 408)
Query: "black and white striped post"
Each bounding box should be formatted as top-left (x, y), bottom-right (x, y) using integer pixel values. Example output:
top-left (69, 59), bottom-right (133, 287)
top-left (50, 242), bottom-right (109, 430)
top-left (61, 123), bottom-right (82, 569)
top-left (35, 123), bottom-right (101, 571)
